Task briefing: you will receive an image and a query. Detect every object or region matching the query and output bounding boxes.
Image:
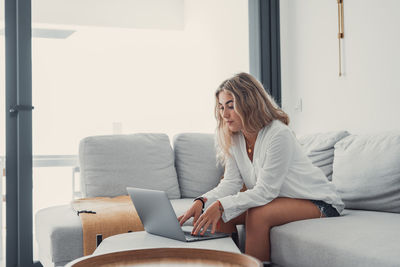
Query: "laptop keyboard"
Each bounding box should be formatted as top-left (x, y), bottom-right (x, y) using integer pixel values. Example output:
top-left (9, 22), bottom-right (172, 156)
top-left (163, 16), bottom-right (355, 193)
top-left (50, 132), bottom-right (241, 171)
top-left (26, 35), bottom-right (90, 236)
top-left (183, 231), bottom-right (214, 241)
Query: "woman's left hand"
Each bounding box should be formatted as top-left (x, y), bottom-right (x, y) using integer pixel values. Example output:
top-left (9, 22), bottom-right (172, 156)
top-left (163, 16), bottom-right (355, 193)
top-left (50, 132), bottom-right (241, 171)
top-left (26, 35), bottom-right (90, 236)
top-left (191, 200), bottom-right (222, 235)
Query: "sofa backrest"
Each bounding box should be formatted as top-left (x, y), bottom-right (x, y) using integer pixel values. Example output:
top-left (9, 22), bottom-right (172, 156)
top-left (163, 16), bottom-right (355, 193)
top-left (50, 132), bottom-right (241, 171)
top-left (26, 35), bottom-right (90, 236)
top-left (297, 131), bottom-right (349, 181)
top-left (79, 133), bottom-right (181, 199)
top-left (173, 133), bottom-right (224, 198)
top-left (332, 132), bottom-right (400, 213)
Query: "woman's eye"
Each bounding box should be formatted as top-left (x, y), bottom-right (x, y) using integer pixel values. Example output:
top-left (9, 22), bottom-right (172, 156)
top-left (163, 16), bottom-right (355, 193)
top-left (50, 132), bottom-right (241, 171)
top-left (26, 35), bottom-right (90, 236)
top-left (228, 106), bottom-right (234, 110)
top-left (219, 106), bottom-right (224, 110)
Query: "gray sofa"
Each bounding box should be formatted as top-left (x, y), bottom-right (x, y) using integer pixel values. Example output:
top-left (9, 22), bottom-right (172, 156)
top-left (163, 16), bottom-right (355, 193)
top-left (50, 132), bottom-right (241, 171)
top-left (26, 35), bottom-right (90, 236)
top-left (35, 131), bottom-right (400, 267)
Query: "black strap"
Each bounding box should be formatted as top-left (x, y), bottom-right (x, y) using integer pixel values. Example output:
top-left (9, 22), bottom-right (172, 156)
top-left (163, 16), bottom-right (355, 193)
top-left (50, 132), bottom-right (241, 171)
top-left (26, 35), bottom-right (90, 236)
top-left (77, 210), bottom-right (97, 216)
top-left (193, 197), bottom-right (205, 210)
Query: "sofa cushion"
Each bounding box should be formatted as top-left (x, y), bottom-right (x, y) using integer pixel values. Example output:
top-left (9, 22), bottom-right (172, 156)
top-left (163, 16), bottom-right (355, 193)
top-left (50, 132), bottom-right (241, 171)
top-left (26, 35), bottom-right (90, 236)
top-left (298, 131), bottom-right (349, 181)
top-left (35, 205), bottom-right (83, 266)
top-left (79, 134), bottom-right (180, 199)
top-left (35, 199), bottom-right (194, 266)
top-left (332, 132), bottom-right (400, 213)
top-left (173, 133), bottom-right (224, 198)
top-left (271, 209), bottom-right (400, 267)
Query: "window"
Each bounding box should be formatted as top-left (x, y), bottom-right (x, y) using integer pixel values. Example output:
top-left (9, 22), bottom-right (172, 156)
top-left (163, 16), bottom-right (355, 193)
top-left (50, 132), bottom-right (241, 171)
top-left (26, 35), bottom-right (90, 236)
top-left (30, 0), bottom-right (249, 262)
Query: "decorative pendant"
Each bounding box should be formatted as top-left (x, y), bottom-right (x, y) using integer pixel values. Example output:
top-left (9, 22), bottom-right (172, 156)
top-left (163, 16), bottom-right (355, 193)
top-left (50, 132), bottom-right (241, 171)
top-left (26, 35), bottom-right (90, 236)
top-left (248, 148), bottom-right (252, 154)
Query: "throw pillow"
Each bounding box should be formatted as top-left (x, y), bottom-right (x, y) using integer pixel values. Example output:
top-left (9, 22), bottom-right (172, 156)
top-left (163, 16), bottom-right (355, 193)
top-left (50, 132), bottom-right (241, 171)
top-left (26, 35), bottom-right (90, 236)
top-left (332, 132), bottom-right (400, 213)
top-left (298, 131), bottom-right (350, 180)
top-left (79, 133), bottom-right (180, 199)
top-left (173, 133), bottom-right (224, 198)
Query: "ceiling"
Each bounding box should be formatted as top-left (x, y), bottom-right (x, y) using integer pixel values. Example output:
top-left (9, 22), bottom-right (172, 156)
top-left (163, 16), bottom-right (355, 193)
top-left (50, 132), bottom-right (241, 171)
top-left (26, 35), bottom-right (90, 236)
top-left (0, 0), bottom-right (184, 30)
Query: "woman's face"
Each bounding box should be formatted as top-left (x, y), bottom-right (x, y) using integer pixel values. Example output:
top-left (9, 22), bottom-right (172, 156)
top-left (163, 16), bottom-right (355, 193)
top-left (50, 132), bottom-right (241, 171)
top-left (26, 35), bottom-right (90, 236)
top-left (218, 91), bottom-right (243, 132)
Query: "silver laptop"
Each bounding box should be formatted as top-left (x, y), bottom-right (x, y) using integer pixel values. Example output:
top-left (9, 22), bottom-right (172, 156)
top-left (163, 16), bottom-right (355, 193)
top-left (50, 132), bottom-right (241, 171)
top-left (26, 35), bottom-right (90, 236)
top-left (127, 187), bottom-right (230, 242)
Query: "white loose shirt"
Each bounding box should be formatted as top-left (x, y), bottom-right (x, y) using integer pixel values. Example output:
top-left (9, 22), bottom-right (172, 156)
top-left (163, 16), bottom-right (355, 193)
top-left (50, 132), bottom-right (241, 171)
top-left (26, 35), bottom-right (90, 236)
top-left (203, 120), bottom-right (345, 222)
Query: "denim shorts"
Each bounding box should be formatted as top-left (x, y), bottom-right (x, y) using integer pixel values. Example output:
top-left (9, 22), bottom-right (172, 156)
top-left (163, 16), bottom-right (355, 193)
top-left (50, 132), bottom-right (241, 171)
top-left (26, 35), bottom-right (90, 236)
top-left (310, 200), bottom-right (340, 218)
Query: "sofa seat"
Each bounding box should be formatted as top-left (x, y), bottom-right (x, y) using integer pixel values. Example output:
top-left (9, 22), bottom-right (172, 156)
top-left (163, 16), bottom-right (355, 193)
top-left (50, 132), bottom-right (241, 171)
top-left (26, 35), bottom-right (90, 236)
top-left (270, 209), bottom-right (400, 267)
top-left (35, 198), bottom-right (195, 267)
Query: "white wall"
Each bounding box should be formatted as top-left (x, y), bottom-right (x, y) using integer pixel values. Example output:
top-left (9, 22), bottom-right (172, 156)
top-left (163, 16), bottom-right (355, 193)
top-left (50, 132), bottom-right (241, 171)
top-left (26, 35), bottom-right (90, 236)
top-left (280, 0), bottom-right (400, 135)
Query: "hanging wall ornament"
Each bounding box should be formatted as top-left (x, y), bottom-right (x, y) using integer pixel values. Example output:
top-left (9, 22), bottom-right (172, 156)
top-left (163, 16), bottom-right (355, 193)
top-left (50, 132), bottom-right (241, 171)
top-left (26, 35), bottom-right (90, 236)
top-left (337, 0), bottom-right (344, 76)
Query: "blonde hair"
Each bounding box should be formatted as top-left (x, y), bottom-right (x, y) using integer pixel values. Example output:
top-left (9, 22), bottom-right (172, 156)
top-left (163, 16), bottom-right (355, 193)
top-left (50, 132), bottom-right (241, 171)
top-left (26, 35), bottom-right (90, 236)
top-left (215, 72), bottom-right (289, 164)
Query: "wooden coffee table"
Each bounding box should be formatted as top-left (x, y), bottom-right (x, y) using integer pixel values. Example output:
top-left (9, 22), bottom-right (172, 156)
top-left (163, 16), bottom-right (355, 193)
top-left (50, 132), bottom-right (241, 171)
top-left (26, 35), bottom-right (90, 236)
top-left (66, 228), bottom-right (256, 266)
top-left (67, 247), bottom-right (261, 267)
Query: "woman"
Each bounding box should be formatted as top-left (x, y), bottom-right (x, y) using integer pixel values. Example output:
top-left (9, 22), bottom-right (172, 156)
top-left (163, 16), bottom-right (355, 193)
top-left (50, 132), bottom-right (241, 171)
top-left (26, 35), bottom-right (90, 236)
top-left (178, 72), bottom-right (344, 265)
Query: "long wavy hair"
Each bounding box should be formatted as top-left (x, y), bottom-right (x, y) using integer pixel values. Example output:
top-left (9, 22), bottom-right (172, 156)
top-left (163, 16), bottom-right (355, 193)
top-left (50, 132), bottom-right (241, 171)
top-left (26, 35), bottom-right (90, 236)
top-left (215, 72), bottom-right (289, 164)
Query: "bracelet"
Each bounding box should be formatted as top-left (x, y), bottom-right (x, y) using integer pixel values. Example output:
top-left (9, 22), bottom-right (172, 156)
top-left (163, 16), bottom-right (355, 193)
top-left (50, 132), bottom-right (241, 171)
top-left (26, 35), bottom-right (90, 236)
top-left (194, 197), bottom-right (205, 210)
top-left (217, 200), bottom-right (224, 215)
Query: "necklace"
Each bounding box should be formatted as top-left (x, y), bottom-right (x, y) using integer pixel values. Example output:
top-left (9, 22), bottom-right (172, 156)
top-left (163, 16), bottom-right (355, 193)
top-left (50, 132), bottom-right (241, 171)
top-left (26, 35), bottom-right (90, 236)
top-left (244, 132), bottom-right (258, 157)
top-left (247, 143), bottom-right (253, 154)
top-left (245, 138), bottom-right (255, 154)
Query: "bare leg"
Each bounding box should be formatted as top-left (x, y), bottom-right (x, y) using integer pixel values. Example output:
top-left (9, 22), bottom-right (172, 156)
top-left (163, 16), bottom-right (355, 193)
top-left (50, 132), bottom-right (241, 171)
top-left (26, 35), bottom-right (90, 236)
top-left (216, 212), bottom-right (246, 233)
top-left (245, 197), bottom-right (321, 261)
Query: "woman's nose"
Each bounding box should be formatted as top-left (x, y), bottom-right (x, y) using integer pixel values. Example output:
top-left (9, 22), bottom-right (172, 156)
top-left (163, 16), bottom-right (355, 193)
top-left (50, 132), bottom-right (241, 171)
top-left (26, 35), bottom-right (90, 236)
top-left (222, 108), bottom-right (230, 118)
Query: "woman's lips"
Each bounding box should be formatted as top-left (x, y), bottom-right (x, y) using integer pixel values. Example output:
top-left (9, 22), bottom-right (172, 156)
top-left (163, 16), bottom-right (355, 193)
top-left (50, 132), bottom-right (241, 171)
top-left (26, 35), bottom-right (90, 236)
top-left (227, 121), bottom-right (234, 125)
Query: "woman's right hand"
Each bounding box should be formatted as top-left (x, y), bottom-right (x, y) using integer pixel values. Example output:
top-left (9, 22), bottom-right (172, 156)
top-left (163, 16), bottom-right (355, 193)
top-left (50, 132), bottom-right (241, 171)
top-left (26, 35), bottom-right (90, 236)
top-left (177, 198), bottom-right (205, 226)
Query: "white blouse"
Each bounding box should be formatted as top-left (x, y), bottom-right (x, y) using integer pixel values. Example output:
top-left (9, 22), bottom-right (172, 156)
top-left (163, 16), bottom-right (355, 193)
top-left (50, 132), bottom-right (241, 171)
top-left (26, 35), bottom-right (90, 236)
top-left (203, 120), bottom-right (345, 222)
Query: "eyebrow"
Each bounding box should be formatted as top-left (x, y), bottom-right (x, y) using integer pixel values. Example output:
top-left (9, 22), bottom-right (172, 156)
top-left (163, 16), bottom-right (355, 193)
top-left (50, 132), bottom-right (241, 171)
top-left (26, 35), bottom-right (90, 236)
top-left (218, 100), bottom-right (234, 105)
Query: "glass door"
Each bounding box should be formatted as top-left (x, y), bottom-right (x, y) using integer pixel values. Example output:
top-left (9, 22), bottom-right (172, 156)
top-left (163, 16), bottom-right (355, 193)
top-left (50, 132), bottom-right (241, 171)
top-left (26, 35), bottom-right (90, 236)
top-left (5, 0), bottom-right (250, 265)
top-left (0, 0), bottom-right (5, 264)
top-left (4, 0), bottom-right (38, 266)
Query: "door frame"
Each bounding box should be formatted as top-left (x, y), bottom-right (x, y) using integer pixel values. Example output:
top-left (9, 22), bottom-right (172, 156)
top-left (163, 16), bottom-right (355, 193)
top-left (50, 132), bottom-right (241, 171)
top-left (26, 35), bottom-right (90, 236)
top-left (5, 0), bottom-right (41, 266)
